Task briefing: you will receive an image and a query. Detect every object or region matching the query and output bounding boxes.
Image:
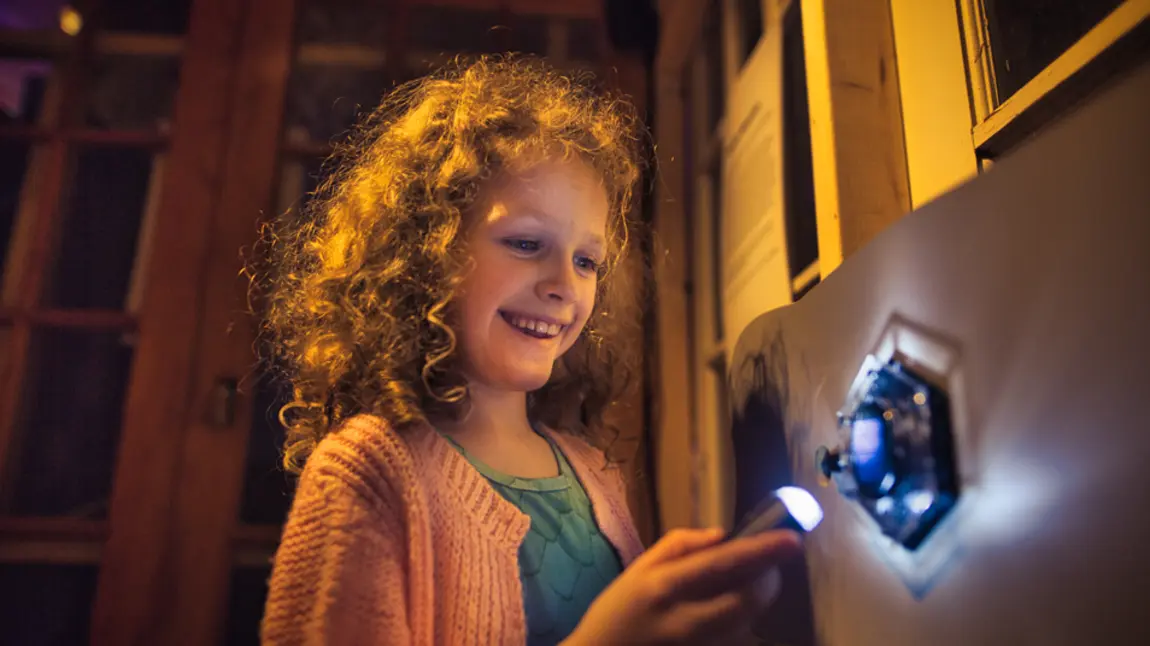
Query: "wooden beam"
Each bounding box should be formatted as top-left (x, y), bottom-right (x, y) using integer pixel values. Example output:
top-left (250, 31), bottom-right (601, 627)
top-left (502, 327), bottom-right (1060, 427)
top-left (0, 127), bottom-right (169, 147)
top-left (650, 1), bottom-right (699, 531)
top-left (0, 517), bottom-right (108, 542)
top-left (0, 540), bottom-right (104, 564)
top-left (801, 0), bottom-right (910, 273)
top-left (655, 0), bottom-right (708, 76)
top-left (0, 0), bottom-right (93, 514)
top-left (601, 52), bottom-right (659, 546)
top-left (155, 0), bottom-right (296, 642)
top-left (294, 0), bottom-right (600, 19)
top-left (0, 309), bottom-right (137, 330)
top-left (88, 0), bottom-right (246, 642)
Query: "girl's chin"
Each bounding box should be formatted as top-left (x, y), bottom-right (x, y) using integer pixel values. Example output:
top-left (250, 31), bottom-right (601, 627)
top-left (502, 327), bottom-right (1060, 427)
top-left (501, 368), bottom-right (554, 393)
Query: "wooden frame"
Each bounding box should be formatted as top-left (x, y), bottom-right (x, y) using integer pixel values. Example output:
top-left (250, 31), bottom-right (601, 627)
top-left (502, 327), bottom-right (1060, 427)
top-left (892, 0), bottom-right (1149, 206)
top-left (652, 0), bottom-right (711, 532)
top-left (889, 0), bottom-right (979, 208)
top-left (0, 21), bottom-right (92, 503)
top-left (801, 0), bottom-right (910, 272)
top-left (650, 0), bottom-right (912, 528)
top-left (155, 1), bottom-right (297, 642)
top-left (972, 0), bottom-right (1150, 156)
top-left (89, 0), bottom-right (247, 641)
top-left (2, 0), bottom-right (652, 641)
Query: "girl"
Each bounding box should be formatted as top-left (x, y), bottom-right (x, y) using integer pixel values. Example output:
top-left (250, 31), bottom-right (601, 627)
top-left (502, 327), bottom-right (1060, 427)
top-left (259, 57), bottom-right (799, 645)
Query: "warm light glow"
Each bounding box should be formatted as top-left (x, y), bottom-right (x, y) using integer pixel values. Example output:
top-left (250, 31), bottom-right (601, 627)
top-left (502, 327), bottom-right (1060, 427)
top-left (60, 7), bottom-right (83, 36)
top-left (776, 486), bottom-right (824, 532)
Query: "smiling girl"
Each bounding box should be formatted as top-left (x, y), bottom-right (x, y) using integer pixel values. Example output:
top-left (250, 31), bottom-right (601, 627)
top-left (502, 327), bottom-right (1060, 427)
top-left (259, 57), bottom-right (799, 645)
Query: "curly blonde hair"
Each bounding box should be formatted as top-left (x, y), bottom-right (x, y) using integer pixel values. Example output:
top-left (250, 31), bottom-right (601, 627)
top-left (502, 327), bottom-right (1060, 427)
top-left (256, 56), bottom-right (644, 473)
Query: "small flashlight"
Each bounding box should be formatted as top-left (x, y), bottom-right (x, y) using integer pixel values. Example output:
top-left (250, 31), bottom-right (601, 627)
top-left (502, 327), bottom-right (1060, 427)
top-left (728, 486), bottom-right (824, 540)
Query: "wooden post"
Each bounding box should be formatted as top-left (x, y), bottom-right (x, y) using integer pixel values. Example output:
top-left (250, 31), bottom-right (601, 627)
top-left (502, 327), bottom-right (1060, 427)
top-left (154, 0), bottom-right (296, 642)
top-left (90, 0), bottom-right (246, 642)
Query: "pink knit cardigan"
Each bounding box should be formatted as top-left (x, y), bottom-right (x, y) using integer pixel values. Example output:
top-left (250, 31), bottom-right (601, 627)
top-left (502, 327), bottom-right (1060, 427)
top-left (261, 415), bottom-right (645, 645)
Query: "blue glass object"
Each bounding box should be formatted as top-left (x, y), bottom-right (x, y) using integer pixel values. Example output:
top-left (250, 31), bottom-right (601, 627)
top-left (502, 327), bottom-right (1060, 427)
top-left (824, 359), bottom-right (959, 550)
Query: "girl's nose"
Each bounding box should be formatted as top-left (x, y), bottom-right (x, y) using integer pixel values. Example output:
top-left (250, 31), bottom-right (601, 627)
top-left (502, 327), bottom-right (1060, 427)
top-left (537, 257), bottom-right (578, 302)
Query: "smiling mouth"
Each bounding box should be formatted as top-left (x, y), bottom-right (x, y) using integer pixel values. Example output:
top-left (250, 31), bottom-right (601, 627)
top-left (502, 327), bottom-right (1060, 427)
top-left (499, 311), bottom-right (567, 340)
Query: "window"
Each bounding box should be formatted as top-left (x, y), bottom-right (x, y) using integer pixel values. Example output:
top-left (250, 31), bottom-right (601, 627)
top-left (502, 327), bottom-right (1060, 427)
top-left (708, 156), bottom-right (724, 340)
top-left (964, 0), bottom-right (1145, 155)
top-left (679, 2), bottom-right (730, 529)
top-left (703, 2), bottom-right (725, 132)
top-left (781, 1), bottom-right (818, 300)
top-left (890, 0), bottom-right (1148, 209)
top-left (737, 0), bottom-right (765, 66)
top-left (982, 0), bottom-right (1126, 102)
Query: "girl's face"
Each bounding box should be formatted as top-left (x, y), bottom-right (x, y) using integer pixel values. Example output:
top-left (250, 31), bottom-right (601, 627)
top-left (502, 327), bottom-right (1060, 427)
top-left (456, 160), bottom-right (610, 393)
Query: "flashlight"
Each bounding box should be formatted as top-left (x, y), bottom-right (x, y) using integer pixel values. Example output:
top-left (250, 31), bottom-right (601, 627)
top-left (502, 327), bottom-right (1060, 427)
top-left (728, 486), bottom-right (824, 540)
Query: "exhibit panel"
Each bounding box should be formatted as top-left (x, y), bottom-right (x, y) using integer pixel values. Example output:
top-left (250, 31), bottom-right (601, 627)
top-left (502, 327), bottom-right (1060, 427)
top-left (730, 60), bottom-right (1150, 645)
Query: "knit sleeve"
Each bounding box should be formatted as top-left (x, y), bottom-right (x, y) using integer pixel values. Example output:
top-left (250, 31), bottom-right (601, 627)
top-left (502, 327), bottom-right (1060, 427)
top-left (261, 464), bottom-right (411, 645)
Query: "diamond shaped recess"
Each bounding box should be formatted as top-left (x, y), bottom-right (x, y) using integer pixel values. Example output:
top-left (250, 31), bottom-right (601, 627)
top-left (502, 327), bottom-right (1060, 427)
top-left (817, 316), bottom-right (967, 595)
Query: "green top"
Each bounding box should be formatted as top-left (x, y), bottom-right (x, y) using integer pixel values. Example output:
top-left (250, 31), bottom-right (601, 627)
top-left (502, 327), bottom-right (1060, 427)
top-left (441, 432), bottom-right (622, 646)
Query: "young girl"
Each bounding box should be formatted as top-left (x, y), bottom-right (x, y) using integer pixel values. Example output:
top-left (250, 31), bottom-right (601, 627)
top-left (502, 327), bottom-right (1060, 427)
top-left (259, 57), bottom-right (800, 645)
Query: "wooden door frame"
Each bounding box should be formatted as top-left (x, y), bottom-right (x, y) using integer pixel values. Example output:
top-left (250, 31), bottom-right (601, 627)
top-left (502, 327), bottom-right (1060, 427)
top-left (90, 0), bottom-right (248, 642)
top-left (157, 0), bottom-right (297, 642)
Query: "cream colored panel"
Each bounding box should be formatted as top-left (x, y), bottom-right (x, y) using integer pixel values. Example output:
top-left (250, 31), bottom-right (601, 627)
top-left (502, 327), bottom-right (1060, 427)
top-left (722, 18), bottom-right (792, 349)
top-left (890, 0), bottom-right (979, 207)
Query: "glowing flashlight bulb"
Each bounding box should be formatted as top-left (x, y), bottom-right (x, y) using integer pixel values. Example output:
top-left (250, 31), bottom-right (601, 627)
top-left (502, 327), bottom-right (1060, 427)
top-left (728, 486), bottom-right (824, 540)
top-left (775, 486), bottom-right (825, 531)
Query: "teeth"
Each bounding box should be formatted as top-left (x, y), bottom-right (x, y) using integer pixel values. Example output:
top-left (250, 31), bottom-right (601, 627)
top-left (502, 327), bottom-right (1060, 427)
top-left (508, 314), bottom-right (563, 338)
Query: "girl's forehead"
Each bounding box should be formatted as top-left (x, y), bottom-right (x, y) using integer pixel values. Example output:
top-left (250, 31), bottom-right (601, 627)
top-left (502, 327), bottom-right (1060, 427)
top-left (481, 160), bottom-right (608, 218)
top-left (502, 158), bottom-right (604, 198)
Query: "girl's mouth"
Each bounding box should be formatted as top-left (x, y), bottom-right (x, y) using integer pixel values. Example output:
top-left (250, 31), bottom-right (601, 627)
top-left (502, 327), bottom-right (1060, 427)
top-left (499, 311), bottom-right (567, 339)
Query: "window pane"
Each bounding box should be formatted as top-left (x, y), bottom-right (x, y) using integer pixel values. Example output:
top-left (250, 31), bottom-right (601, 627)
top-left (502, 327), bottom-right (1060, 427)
top-left (275, 155), bottom-right (330, 217)
top-left (298, 1), bottom-right (389, 45)
top-left (103, 0), bottom-right (193, 35)
top-left (409, 5), bottom-right (503, 53)
top-left (568, 19), bottom-right (603, 62)
top-left (0, 2), bottom-right (70, 31)
top-left (6, 328), bottom-right (134, 518)
top-left (505, 14), bottom-right (549, 56)
top-left (86, 53), bottom-right (181, 130)
top-left (782, 2), bottom-right (817, 284)
top-left (709, 156), bottom-right (724, 342)
top-left (738, 0), bottom-right (764, 65)
top-left (45, 145), bottom-right (157, 309)
top-left (703, 3), bottom-right (725, 132)
top-left (0, 59), bottom-right (54, 125)
top-left (0, 563), bottom-right (99, 646)
top-left (0, 141), bottom-right (32, 273)
top-left (286, 65), bottom-right (390, 143)
top-left (984, 0), bottom-right (1125, 103)
top-left (223, 566), bottom-right (272, 646)
top-left (238, 366), bottom-right (293, 526)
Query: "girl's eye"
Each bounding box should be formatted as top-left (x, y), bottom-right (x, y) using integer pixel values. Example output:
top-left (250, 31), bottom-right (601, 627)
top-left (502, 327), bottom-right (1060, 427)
top-left (504, 239), bottom-right (541, 253)
top-left (576, 256), bottom-right (600, 273)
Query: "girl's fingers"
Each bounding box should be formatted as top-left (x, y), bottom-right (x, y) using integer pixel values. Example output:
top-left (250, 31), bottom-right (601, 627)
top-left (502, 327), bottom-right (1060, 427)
top-left (659, 530), bottom-right (802, 602)
top-left (665, 589), bottom-right (757, 643)
top-left (632, 527), bottom-right (726, 568)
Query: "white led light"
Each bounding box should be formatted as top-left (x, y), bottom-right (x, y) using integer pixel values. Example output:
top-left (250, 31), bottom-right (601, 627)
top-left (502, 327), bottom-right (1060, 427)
top-left (906, 490), bottom-right (934, 514)
top-left (775, 486), bottom-right (824, 532)
top-left (876, 497), bottom-right (894, 514)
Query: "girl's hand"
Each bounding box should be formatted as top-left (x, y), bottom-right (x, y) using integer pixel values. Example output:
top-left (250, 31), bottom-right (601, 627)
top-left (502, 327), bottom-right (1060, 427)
top-left (565, 527), bottom-right (803, 645)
